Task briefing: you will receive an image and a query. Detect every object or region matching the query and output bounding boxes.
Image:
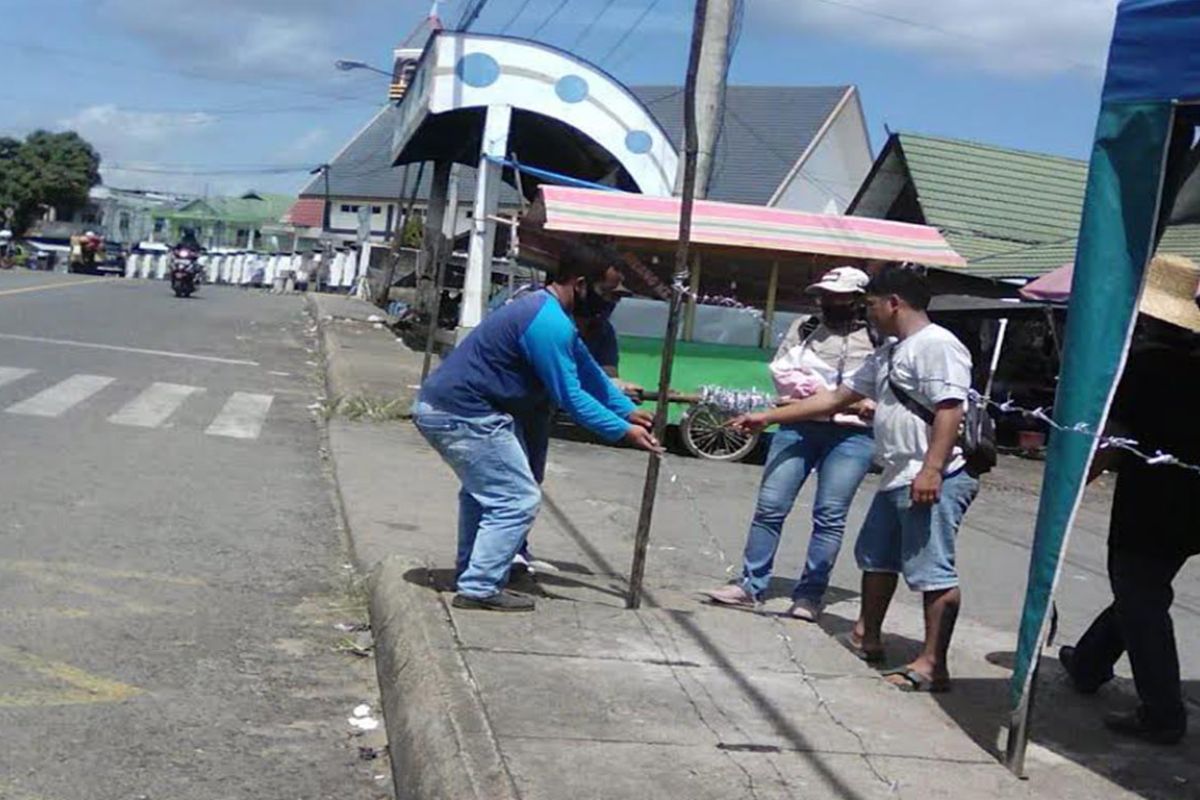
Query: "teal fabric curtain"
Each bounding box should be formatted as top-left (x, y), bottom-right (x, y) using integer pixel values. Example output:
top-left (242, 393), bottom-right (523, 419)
top-left (1010, 102), bottom-right (1175, 712)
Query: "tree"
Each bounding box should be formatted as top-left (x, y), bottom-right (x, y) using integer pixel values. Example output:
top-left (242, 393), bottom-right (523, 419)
top-left (0, 130), bottom-right (101, 234)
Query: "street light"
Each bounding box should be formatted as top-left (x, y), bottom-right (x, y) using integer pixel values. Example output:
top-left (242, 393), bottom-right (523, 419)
top-left (334, 59), bottom-right (392, 78)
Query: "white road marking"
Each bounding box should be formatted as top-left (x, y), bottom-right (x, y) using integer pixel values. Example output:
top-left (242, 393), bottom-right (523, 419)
top-left (206, 392), bottom-right (273, 439)
top-left (0, 333), bottom-right (258, 367)
top-left (6, 375), bottom-right (115, 418)
top-left (109, 382), bottom-right (203, 428)
top-left (0, 367), bottom-right (35, 388)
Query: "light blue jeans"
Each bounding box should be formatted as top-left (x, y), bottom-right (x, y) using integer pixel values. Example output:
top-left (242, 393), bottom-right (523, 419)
top-left (740, 422), bottom-right (875, 603)
top-left (854, 469), bottom-right (978, 592)
top-left (412, 401), bottom-right (541, 598)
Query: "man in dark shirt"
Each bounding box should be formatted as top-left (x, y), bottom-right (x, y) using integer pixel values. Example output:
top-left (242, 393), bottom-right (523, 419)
top-left (574, 265), bottom-right (642, 396)
top-left (1060, 317), bottom-right (1200, 744)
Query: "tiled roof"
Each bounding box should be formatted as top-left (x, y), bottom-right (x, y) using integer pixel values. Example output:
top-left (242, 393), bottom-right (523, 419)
top-left (852, 133), bottom-right (1200, 278)
top-left (283, 197), bottom-right (325, 228)
top-left (629, 85), bottom-right (850, 204)
top-left (301, 85), bottom-right (851, 206)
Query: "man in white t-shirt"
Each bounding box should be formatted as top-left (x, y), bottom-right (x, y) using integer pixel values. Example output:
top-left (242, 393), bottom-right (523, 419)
top-left (734, 267), bottom-right (978, 692)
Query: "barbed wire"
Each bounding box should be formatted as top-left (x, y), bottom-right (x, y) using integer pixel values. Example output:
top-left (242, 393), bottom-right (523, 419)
top-left (693, 379), bottom-right (1200, 476)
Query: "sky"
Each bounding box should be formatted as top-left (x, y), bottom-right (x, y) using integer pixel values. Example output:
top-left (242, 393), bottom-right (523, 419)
top-left (0, 0), bottom-right (1119, 198)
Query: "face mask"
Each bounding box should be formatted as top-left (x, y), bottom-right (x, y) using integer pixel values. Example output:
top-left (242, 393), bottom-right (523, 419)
top-left (578, 285), bottom-right (617, 320)
top-left (821, 303), bottom-right (857, 326)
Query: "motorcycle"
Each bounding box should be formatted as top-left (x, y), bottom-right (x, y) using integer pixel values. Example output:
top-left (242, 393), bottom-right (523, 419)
top-left (170, 247), bottom-right (203, 298)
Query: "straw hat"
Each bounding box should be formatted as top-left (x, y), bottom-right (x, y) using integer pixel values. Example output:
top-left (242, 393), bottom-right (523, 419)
top-left (1138, 253), bottom-right (1200, 333)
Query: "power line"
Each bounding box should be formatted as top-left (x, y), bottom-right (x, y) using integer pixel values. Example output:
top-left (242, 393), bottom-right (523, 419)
top-left (530, 0), bottom-right (571, 39)
top-left (569, 0), bottom-right (619, 52)
top-left (456, 0), bottom-right (491, 30)
top-left (805, 0), bottom-right (1096, 73)
top-left (105, 163), bottom-right (315, 176)
top-left (0, 39), bottom-right (371, 102)
top-left (598, 0), bottom-right (664, 64)
top-left (499, 0), bottom-right (537, 34)
top-left (116, 99), bottom-right (382, 117)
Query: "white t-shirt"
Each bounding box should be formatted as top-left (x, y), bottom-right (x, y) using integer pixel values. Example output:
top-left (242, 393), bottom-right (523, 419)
top-left (846, 324), bottom-right (972, 490)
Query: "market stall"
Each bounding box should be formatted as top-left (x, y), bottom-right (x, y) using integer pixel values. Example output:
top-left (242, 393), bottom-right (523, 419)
top-left (518, 185), bottom-right (972, 459)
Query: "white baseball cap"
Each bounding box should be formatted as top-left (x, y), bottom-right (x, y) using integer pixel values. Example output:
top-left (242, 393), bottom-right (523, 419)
top-left (806, 266), bottom-right (869, 295)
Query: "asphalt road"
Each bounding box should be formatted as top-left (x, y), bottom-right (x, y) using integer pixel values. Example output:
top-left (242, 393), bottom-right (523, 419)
top-left (0, 272), bottom-right (389, 799)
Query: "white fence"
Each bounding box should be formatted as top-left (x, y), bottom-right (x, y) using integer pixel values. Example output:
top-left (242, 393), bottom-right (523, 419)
top-left (120, 251), bottom-right (369, 291)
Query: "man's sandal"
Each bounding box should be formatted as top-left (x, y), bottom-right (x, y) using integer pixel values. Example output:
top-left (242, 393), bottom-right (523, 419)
top-left (881, 667), bottom-right (951, 693)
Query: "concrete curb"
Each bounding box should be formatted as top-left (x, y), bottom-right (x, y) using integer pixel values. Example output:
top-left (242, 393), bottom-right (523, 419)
top-left (370, 556), bottom-right (520, 800)
top-left (308, 297), bottom-right (515, 799)
top-left (306, 293), bottom-right (421, 420)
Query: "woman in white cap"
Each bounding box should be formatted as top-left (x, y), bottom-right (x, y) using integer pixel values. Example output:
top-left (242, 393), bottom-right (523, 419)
top-left (705, 266), bottom-right (876, 620)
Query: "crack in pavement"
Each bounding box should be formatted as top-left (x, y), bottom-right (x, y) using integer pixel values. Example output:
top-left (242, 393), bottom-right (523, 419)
top-left (634, 610), bottom-right (765, 800)
top-left (771, 618), bottom-right (900, 796)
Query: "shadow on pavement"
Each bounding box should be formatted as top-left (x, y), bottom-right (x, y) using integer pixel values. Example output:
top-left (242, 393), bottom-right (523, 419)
top-left (934, 652), bottom-right (1200, 800)
top-left (541, 489), bottom-right (878, 800)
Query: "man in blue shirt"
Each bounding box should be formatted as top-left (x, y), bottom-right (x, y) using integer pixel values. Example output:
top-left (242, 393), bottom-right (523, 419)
top-left (414, 255), bottom-right (661, 612)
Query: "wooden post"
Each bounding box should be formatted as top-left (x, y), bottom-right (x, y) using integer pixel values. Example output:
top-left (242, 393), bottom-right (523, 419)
top-left (682, 252), bottom-right (702, 341)
top-left (761, 260), bottom-right (779, 349)
top-left (627, 0), bottom-right (713, 611)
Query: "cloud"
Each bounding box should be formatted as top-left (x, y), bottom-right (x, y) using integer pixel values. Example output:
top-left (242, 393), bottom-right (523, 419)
top-left (56, 105), bottom-right (222, 193)
top-left (99, 0), bottom-right (359, 81)
top-left (758, 0), bottom-right (1117, 77)
top-left (277, 127), bottom-right (329, 161)
top-left (60, 105), bottom-right (216, 150)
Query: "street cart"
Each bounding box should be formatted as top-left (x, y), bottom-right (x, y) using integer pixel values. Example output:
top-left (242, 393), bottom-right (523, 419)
top-left (518, 185), bottom-right (970, 460)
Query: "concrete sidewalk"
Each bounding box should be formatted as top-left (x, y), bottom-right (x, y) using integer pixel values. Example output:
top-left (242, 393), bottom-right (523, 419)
top-left (311, 293), bottom-right (1172, 800)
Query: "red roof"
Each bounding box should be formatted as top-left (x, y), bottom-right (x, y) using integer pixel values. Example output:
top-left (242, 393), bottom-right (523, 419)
top-left (284, 198), bottom-right (325, 228)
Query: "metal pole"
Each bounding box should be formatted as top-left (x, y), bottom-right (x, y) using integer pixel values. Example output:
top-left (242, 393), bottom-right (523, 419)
top-left (422, 164), bottom-right (460, 381)
top-left (761, 260), bottom-right (779, 349)
top-left (1004, 656), bottom-right (1038, 778)
top-left (983, 317), bottom-right (1009, 399)
top-left (683, 252), bottom-right (702, 341)
top-left (627, 0), bottom-right (711, 611)
top-left (322, 165), bottom-right (332, 234)
top-left (421, 229), bottom-right (447, 382)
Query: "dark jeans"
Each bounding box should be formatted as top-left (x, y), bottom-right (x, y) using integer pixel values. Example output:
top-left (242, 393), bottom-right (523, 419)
top-left (1072, 548), bottom-right (1190, 728)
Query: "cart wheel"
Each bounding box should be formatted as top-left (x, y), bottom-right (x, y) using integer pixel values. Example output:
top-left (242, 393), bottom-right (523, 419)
top-left (680, 403), bottom-right (760, 462)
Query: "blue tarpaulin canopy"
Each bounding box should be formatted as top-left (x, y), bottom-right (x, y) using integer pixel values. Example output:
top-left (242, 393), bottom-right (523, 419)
top-left (1006, 0), bottom-right (1200, 775)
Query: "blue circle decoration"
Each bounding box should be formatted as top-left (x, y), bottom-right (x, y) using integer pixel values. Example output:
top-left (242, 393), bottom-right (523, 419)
top-left (625, 130), bottom-right (653, 154)
top-left (555, 75), bottom-right (589, 104)
top-left (456, 53), bottom-right (500, 88)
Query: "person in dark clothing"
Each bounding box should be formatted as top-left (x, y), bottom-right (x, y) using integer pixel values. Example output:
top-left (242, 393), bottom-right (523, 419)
top-left (573, 265), bottom-right (642, 396)
top-left (1060, 255), bottom-right (1200, 745)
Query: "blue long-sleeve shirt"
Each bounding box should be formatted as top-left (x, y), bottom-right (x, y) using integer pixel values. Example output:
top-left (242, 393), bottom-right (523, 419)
top-left (418, 290), bottom-right (635, 442)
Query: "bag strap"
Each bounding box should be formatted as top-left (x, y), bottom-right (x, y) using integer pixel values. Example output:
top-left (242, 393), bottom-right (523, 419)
top-left (886, 347), bottom-right (936, 426)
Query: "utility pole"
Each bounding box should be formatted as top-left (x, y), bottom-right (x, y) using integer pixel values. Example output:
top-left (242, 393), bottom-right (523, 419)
top-left (675, 0), bottom-right (734, 201)
top-left (376, 163), bottom-right (417, 306)
top-left (627, 0), bottom-right (732, 610)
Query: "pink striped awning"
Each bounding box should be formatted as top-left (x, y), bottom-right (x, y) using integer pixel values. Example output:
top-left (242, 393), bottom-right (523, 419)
top-left (535, 186), bottom-right (967, 267)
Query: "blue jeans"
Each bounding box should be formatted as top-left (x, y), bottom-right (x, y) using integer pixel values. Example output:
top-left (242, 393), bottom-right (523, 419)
top-left (740, 422), bottom-right (875, 603)
top-left (854, 469), bottom-right (979, 591)
top-left (412, 401), bottom-right (541, 598)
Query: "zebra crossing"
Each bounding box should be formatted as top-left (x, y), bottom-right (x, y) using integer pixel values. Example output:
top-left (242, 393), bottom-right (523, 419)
top-left (0, 368), bottom-right (275, 440)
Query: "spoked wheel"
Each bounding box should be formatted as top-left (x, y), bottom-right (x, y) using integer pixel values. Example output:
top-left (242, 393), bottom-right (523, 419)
top-left (679, 403), bottom-right (761, 462)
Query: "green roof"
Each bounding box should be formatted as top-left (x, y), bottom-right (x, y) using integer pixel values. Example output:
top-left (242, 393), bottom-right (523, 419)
top-left (852, 133), bottom-right (1200, 278)
top-left (168, 193), bottom-right (295, 224)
